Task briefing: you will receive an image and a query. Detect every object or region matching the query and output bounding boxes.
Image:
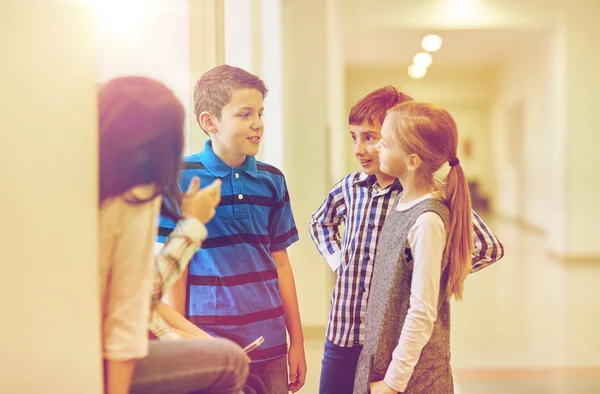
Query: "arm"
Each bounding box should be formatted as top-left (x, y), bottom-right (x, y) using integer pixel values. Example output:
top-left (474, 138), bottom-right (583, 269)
top-left (154, 217), bottom-right (207, 315)
top-left (104, 360), bottom-right (136, 394)
top-left (269, 176), bottom-right (305, 392)
top-left (381, 213), bottom-right (446, 393)
top-left (157, 176), bottom-right (220, 313)
top-left (308, 179), bottom-right (347, 272)
top-left (470, 210), bottom-right (505, 272)
top-left (273, 250), bottom-right (304, 347)
top-left (155, 301), bottom-right (212, 339)
top-left (273, 249), bottom-right (307, 393)
top-left (163, 269), bottom-right (188, 316)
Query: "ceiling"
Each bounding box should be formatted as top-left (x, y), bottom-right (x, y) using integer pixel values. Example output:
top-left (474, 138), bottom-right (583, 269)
top-left (344, 29), bottom-right (549, 68)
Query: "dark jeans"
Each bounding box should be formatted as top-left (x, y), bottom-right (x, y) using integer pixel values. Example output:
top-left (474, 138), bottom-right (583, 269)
top-left (249, 356), bottom-right (288, 394)
top-left (319, 338), bottom-right (363, 394)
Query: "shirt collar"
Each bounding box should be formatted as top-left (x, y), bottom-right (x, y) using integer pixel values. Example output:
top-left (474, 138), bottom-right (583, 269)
top-left (353, 171), bottom-right (402, 193)
top-left (199, 140), bottom-right (258, 178)
top-left (353, 171), bottom-right (371, 185)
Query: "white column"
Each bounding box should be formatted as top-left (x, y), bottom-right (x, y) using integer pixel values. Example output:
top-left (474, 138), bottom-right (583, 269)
top-left (0, 1), bottom-right (102, 393)
top-left (224, 0), bottom-right (254, 71)
top-left (188, 0), bottom-right (225, 153)
top-left (260, 0), bottom-right (284, 169)
top-left (561, 0), bottom-right (600, 258)
top-left (223, 0), bottom-right (284, 167)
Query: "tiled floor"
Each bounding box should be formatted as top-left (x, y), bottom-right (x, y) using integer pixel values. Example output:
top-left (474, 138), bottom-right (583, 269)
top-left (297, 218), bottom-right (600, 393)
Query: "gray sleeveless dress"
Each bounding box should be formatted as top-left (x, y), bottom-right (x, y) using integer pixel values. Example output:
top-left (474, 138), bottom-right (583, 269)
top-left (353, 197), bottom-right (454, 394)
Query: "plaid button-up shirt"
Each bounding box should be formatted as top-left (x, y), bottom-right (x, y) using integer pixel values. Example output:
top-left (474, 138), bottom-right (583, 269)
top-left (309, 171), bottom-right (505, 347)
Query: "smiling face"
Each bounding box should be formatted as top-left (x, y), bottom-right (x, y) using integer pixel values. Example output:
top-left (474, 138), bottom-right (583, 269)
top-left (349, 121), bottom-right (384, 176)
top-left (205, 88), bottom-right (264, 167)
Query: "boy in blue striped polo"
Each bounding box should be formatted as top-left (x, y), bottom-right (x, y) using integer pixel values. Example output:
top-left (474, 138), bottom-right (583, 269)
top-left (309, 85), bottom-right (505, 394)
top-left (159, 65), bottom-right (306, 393)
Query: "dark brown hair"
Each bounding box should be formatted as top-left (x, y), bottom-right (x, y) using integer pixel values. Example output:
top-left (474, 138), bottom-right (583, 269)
top-left (349, 85), bottom-right (414, 126)
top-left (98, 76), bottom-right (185, 219)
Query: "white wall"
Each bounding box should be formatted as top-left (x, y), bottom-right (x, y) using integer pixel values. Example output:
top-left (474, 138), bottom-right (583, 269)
top-left (345, 66), bottom-right (497, 197)
top-left (0, 2), bottom-right (102, 393)
top-left (491, 0), bottom-right (600, 258)
top-left (282, 0), bottom-right (334, 327)
top-left (559, 0), bottom-right (600, 257)
top-left (491, 34), bottom-right (554, 232)
top-left (95, 0), bottom-right (191, 151)
top-left (224, 0), bottom-right (254, 72)
top-left (326, 0), bottom-right (349, 185)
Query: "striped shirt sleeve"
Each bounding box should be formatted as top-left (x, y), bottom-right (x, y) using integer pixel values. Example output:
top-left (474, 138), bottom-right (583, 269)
top-left (470, 210), bottom-right (505, 272)
top-left (309, 178), bottom-right (347, 271)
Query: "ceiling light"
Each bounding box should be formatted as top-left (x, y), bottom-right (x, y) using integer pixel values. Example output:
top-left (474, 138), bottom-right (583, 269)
top-left (413, 52), bottom-right (433, 68)
top-left (408, 64), bottom-right (427, 79)
top-left (421, 35), bottom-right (443, 52)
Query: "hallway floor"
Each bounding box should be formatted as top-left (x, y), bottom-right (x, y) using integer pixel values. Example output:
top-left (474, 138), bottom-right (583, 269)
top-left (298, 218), bottom-right (600, 393)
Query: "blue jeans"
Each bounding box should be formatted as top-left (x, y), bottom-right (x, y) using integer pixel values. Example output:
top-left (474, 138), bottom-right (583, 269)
top-left (319, 338), bottom-right (363, 394)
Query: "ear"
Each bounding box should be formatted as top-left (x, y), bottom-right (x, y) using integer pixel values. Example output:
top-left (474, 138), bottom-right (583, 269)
top-left (199, 111), bottom-right (217, 135)
top-left (407, 154), bottom-right (421, 171)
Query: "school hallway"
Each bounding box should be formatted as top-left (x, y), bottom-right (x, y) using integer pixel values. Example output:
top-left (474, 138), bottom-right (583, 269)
top-left (299, 217), bottom-right (600, 394)
top-left (3, 1), bottom-right (600, 393)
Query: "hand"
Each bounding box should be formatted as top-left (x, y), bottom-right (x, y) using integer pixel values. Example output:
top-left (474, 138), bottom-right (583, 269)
top-left (287, 343), bottom-right (307, 393)
top-left (370, 380), bottom-right (398, 394)
top-left (181, 176), bottom-right (221, 224)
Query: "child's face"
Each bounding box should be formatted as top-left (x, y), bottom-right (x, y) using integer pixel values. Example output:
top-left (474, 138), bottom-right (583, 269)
top-left (212, 88), bottom-right (264, 161)
top-left (377, 116), bottom-right (409, 178)
top-left (349, 121), bottom-right (384, 176)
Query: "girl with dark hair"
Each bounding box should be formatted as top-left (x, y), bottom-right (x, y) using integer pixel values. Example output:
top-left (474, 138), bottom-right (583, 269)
top-left (98, 76), bottom-right (248, 394)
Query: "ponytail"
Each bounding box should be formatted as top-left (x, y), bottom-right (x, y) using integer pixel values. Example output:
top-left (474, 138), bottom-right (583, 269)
top-left (444, 160), bottom-right (473, 300)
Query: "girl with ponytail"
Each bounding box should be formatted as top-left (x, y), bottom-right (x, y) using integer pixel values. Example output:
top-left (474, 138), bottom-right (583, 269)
top-left (353, 101), bottom-right (476, 394)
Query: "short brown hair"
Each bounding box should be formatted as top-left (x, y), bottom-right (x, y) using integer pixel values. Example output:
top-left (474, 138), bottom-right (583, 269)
top-left (348, 85), bottom-right (414, 126)
top-left (193, 64), bottom-right (268, 131)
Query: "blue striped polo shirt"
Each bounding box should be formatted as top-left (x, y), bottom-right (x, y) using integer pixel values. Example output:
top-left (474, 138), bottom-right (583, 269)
top-left (158, 140), bottom-right (299, 362)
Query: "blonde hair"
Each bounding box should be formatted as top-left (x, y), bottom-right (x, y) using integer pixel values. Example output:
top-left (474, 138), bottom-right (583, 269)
top-left (387, 101), bottom-right (473, 300)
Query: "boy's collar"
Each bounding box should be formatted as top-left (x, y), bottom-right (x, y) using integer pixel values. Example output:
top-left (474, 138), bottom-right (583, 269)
top-left (353, 171), bottom-right (373, 185)
top-left (354, 171), bottom-right (401, 190)
top-left (199, 140), bottom-right (258, 178)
